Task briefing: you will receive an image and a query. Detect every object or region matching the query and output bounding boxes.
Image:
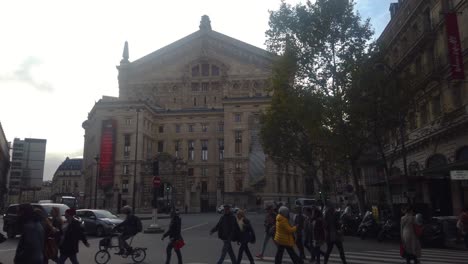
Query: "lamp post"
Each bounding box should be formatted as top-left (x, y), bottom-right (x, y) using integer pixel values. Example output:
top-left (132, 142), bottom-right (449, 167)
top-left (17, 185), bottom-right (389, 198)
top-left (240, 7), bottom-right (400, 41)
top-left (94, 155), bottom-right (100, 209)
top-left (132, 108), bottom-right (141, 210)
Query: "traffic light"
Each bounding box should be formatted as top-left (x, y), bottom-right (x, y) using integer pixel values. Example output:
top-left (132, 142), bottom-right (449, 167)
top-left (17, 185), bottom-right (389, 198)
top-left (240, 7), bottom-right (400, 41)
top-left (166, 185), bottom-right (171, 191)
top-left (152, 159), bottom-right (159, 176)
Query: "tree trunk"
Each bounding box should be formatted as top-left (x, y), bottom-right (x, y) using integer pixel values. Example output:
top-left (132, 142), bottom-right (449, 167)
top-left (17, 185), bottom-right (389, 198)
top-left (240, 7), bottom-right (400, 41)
top-left (350, 159), bottom-right (366, 215)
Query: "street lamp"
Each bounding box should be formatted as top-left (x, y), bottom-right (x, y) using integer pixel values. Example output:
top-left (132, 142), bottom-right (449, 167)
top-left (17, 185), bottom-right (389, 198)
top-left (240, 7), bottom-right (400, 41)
top-left (94, 155), bottom-right (100, 209)
top-left (132, 108), bottom-right (141, 210)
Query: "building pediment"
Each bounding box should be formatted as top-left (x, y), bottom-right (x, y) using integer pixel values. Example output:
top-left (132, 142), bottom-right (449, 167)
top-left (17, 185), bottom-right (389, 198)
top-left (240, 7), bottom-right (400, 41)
top-left (118, 23), bottom-right (276, 82)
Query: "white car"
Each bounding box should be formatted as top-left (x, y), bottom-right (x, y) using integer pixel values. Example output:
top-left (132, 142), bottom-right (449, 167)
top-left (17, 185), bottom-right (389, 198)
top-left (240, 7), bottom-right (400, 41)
top-left (217, 205), bottom-right (240, 214)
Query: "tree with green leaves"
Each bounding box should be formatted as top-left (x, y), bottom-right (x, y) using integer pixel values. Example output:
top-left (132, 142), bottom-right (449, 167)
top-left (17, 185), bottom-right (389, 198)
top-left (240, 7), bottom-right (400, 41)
top-left (263, 0), bottom-right (374, 212)
top-left (260, 46), bottom-right (329, 192)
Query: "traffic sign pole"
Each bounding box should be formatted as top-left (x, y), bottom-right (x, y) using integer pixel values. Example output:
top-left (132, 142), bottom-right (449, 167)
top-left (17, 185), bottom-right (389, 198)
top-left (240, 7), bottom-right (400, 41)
top-left (144, 176), bottom-right (164, 234)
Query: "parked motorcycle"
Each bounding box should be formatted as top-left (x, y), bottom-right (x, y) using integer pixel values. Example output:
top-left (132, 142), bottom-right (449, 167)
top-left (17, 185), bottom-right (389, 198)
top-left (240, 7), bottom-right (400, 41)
top-left (357, 211), bottom-right (380, 240)
top-left (377, 218), bottom-right (400, 242)
top-left (341, 214), bottom-right (362, 236)
top-left (421, 218), bottom-right (444, 247)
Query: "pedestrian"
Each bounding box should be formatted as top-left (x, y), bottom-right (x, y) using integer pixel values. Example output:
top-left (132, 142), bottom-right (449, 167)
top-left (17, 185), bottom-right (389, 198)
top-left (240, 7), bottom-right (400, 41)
top-left (162, 209), bottom-right (184, 264)
top-left (274, 206), bottom-right (303, 264)
top-left (58, 209), bottom-right (89, 264)
top-left (400, 206), bottom-right (421, 264)
top-left (210, 204), bottom-right (240, 264)
top-left (323, 204), bottom-right (347, 264)
top-left (14, 203), bottom-right (45, 264)
top-left (51, 207), bottom-right (63, 252)
top-left (457, 207), bottom-right (468, 249)
top-left (256, 205), bottom-right (277, 260)
top-left (33, 208), bottom-right (58, 264)
top-left (294, 206), bottom-right (306, 259)
top-left (236, 210), bottom-right (256, 264)
top-left (303, 207), bottom-right (315, 260)
top-left (310, 207), bottom-right (326, 264)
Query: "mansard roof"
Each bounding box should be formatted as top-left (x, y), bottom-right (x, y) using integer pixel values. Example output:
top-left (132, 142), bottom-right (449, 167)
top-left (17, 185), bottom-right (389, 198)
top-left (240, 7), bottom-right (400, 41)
top-left (56, 157), bottom-right (82, 171)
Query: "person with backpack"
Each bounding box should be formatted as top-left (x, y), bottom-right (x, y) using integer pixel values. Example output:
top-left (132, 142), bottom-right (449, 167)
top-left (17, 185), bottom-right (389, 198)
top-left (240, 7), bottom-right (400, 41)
top-left (236, 210), bottom-right (256, 264)
top-left (162, 209), bottom-right (183, 264)
top-left (210, 204), bottom-right (240, 264)
top-left (114, 205), bottom-right (142, 255)
top-left (58, 209), bottom-right (89, 264)
top-left (256, 205), bottom-right (277, 260)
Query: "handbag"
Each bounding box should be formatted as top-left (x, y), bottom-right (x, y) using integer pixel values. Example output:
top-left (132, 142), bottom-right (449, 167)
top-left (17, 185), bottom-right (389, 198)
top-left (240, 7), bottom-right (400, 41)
top-left (413, 224), bottom-right (423, 237)
top-left (173, 239), bottom-right (185, 250)
top-left (399, 243), bottom-right (406, 258)
top-left (44, 237), bottom-right (58, 259)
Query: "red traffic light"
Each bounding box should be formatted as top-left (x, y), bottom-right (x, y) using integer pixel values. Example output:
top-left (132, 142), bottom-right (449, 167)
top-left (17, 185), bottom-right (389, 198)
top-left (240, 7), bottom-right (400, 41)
top-left (153, 176), bottom-right (162, 188)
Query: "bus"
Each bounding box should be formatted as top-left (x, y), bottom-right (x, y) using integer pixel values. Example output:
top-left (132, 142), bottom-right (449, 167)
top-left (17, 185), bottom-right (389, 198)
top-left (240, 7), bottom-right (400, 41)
top-left (56, 196), bottom-right (78, 209)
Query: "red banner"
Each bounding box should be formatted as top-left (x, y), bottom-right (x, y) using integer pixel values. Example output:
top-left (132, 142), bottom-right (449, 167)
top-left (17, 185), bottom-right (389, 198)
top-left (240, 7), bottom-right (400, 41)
top-left (99, 120), bottom-right (116, 188)
top-left (445, 12), bottom-right (465, 80)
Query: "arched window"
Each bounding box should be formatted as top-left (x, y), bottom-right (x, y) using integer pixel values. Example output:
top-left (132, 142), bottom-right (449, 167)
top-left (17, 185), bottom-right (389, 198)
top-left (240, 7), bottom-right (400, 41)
top-left (426, 154), bottom-right (448, 169)
top-left (455, 146), bottom-right (468, 161)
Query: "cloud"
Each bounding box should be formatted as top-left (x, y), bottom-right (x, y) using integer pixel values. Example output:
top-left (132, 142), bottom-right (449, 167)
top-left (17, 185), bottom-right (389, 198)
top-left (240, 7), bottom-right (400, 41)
top-left (0, 56), bottom-right (54, 92)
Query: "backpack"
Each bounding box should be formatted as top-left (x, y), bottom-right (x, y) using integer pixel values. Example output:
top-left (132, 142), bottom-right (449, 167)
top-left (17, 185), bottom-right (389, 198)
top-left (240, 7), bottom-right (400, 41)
top-left (136, 216), bottom-right (143, 233)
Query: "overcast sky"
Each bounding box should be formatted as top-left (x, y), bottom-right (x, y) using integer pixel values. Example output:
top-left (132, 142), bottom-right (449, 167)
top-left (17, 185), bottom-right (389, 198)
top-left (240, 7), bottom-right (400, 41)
top-left (0, 0), bottom-right (393, 180)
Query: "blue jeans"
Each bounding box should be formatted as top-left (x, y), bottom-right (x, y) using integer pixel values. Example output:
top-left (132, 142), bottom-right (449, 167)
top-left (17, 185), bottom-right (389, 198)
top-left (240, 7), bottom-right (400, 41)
top-left (58, 253), bottom-right (79, 264)
top-left (217, 240), bottom-right (236, 264)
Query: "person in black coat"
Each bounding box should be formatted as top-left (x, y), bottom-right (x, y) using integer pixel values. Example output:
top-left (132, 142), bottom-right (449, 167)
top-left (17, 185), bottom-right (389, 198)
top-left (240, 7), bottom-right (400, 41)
top-left (210, 204), bottom-right (240, 264)
top-left (14, 203), bottom-right (44, 264)
top-left (236, 210), bottom-right (256, 264)
top-left (162, 209), bottom-right (183, 264)
top-left (115, 205), bottom-right (140, 254)
top-left (58, 209), bottom-right (89, 264)
top-left (294, 206), bottom-right (306, 259)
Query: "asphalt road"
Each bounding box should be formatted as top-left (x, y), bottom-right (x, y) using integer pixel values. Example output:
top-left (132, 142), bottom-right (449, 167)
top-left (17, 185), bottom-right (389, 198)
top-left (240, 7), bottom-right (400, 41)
top-left (1, 213), bottom-right (467, 264)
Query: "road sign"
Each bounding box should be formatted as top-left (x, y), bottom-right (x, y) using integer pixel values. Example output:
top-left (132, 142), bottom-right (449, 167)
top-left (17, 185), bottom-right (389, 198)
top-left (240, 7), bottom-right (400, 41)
top-left (450, 170), bottom-right (468, 180)
top-left (153, 176), bottom-right (162, 188)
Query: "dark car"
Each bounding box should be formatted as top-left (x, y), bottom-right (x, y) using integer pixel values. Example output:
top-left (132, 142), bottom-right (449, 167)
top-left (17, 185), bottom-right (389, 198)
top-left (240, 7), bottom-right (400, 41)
top-left (76, 209), bottom-right (123, 237)
top-left (2, 203), bottom-right (70, 238)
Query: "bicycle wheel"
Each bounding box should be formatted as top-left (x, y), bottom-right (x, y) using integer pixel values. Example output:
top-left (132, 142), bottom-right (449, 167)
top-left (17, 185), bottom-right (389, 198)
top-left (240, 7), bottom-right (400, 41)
top-left (95, 250), bottom-right (111, 264)
top-left (131, 248), bottom-right (146, 263)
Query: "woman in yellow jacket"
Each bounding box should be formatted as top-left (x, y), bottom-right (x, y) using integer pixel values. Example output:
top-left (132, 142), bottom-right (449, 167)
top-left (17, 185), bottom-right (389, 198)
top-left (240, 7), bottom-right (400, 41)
top-left (274, 206), bottom-right (303, 264)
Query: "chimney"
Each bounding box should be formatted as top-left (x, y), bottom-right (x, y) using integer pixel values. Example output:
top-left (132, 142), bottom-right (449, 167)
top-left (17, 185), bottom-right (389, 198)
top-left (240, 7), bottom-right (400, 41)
top-left (389, 2), bottom-right (400, 19)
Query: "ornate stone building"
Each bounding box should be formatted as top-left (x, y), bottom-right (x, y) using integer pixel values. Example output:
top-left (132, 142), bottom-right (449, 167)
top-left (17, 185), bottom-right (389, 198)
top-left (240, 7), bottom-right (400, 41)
top-left (51, 157), bottom-right (84, 204)
top-left (363, 0), bottom-right (468, 216)
top-left (82, 16), bottom-right (311, 212)
top-left (0, 122), bottom-right (10, 210)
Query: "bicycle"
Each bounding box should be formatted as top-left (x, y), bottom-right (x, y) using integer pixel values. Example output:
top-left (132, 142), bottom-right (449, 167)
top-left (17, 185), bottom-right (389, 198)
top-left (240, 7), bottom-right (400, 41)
top-left (94, 233), bottom-right (147, 264)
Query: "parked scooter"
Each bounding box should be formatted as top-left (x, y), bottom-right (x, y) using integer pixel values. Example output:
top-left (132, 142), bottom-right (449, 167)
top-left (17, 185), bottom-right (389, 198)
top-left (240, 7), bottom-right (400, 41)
top-left (357, 211), bottom-right (380, 240)
top-left (377, 218), bottom-right (400, 242)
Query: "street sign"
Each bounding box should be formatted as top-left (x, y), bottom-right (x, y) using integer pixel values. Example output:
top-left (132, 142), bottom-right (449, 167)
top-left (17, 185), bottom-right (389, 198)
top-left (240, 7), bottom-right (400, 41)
top-left (450, 170), bottom-right (468, 180)
top-left (153, 176), bottom-right (162, 188)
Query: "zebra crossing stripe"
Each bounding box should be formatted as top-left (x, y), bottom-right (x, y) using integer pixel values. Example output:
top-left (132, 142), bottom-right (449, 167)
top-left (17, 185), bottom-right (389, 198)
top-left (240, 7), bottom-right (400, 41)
top-left (237, 248), bottom-right (468, 264)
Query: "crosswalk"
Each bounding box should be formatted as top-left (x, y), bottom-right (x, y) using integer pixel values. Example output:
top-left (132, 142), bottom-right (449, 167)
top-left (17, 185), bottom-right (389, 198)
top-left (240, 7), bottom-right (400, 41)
top-left (208, 248), bottom-right (468, 264)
